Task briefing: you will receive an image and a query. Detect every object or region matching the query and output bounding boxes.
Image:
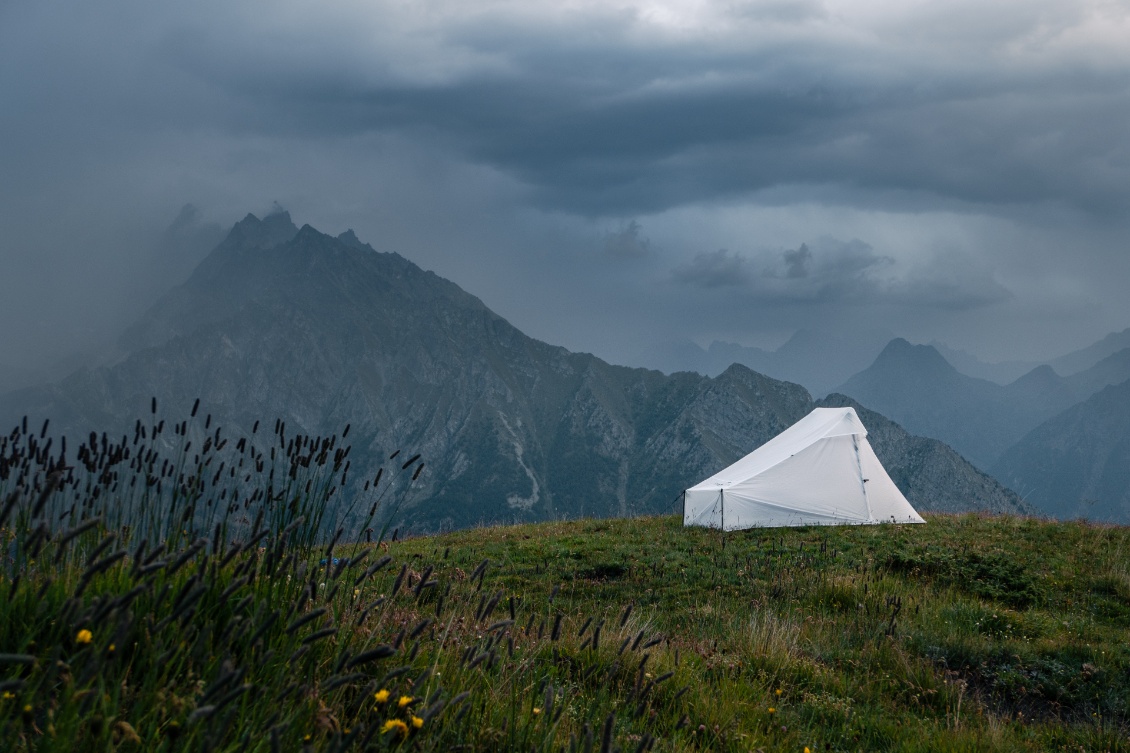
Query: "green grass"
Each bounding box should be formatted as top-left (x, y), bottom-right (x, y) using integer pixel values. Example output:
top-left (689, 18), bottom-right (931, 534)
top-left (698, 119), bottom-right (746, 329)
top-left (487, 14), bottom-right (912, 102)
top-left (2, 412), bottom-right (1129, 751)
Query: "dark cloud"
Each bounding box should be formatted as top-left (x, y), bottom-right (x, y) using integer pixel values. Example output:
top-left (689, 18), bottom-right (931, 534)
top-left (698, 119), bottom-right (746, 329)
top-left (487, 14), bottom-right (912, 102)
top-left (0, 0), bottom-right (1127, 374)
top-left (603, 220), bottom-right (651, 260)
top-left (765, 239), bottom-right (887, 303)
top-left (671, 236), bottom-right (1008, 312)
top-left (673, 249), bottom-right (751, 288)
top-left (783, 243), bottom-right (811, 278)
top-left (121, 2), bottom-right (1130, 219)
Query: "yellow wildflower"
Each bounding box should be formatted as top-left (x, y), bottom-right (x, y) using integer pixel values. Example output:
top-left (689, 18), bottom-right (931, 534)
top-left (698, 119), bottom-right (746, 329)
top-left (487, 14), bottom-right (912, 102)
top-left (411, 716), bottom-right (424, 729)
top-left (76, 629), bottom-right (93, 645)
top-left (532, 707), bottom-right (541, 715)
top-left (374, 689), bottom-right (390, 704)
top-left (768, 707), bottom-right (776, 714)
top-left (805, 748), bottom-right (812, 753)
top-left (397, 695), bottom-right (413, 709)
top-left (1, 692), bottom-right (14, 700)
top-left (382, 719), bottom-right (409, 737)
top-left (775, 688), bottom-right (782, 697)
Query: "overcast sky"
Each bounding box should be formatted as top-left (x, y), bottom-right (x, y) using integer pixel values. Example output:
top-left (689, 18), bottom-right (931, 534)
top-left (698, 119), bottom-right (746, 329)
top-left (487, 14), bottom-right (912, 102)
top-left (2, 0), bottom-right (1128, 374)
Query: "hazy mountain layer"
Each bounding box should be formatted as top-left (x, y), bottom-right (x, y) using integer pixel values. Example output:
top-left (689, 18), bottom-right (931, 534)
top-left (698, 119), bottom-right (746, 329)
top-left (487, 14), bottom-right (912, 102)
top-left (646, 327), bottom-right (894, 397)
top-left (928, 342), bottom-right (1038, 385)
top-left (0, 214), bottom-right (1025, 531)
top-left (1065, 347), bottom-right (1130, 397)
top-left (817, 394), bottom-right (1031, 515)
top-left (837, 338), bottom-right (1130, 475)
top-left (1050, 328), bottom-right (1130, 377)
top-left (991, 378), bottom-right (1130, 522)
top-left (837, 340), bottom-right (1061, 469)
top-left (930, 328), bottom-right (1130, 385)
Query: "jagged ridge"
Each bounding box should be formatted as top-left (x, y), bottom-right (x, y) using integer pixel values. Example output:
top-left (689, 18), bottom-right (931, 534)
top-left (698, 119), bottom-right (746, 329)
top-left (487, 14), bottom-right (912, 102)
top-left (0, 214), bottom-right (1025, 531)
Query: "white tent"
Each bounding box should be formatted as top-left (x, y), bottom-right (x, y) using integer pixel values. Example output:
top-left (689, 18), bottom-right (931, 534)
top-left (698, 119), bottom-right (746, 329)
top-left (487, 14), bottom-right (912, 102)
top-left (683, 406), bottom-right (925, 530)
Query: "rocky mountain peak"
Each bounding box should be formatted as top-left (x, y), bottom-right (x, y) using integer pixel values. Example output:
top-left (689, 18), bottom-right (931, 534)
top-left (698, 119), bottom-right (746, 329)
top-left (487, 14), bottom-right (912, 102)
top-left (0, 214), bottom-right (1029, 531)
top-left (225, 210), bottom-right (300, 251)
top-left (871, 338), bottom-right (956, 377)
top-left (1008, 364), bottom-right (1065, 393)
top-left (337, 229), bottom-right (370, 251)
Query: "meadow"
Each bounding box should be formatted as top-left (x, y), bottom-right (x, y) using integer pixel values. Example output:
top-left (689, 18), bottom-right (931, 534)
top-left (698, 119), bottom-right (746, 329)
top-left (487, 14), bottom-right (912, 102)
top-left (1, 407), bottom-right (1128, 751)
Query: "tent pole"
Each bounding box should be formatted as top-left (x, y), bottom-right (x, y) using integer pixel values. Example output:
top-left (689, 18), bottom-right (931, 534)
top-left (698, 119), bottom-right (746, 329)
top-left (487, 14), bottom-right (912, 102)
top-left (853, 435), bottom-right (873, 522)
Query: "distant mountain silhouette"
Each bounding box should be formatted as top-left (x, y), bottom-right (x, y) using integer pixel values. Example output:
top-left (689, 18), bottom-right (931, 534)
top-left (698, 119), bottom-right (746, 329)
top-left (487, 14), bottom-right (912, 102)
top-left (993, 378), bottom-right (1130, 522)
top-left (836, 339), bottom-right (1078, 469)
top-left (836, 337), bottom-right (1130, 520)
top-left (928, 342), bottom-right (1038, 384)
top-left (0, 215), bottom-right (1026, 531)
top-left (1064, 347), bottom-right (1130, 397)
top-left (818, 394), bottom-right (1031, 515)
top-left (647, 327), bottom-right (894, 397)
top-left (931, 328), bottom-right (1130, 385)
top-left (1050, 328), bottom-right (1130, 377)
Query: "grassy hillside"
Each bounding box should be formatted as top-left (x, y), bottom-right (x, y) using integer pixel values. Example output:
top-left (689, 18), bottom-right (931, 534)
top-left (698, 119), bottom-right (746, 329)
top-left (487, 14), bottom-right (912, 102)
top-left (1, 419), bottom-right (1128, 751)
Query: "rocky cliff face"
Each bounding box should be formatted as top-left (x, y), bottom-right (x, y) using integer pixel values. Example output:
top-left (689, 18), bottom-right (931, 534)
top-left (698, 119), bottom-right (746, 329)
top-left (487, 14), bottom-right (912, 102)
top-left (0, 214), bottom-right (1026, 532)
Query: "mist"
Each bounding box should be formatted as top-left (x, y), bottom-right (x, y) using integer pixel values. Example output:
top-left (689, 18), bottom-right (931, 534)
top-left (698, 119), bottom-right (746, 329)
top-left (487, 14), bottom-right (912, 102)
top-left (2, 0), bottom-right (1129, 384)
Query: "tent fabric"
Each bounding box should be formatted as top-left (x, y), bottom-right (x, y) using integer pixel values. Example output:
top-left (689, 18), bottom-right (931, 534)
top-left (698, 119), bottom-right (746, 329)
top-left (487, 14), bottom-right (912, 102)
top-left (683, 407), bottom-right (925, 530)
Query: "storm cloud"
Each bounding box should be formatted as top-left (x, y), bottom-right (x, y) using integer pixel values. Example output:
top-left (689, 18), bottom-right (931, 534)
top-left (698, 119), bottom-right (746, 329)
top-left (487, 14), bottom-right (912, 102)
top-left (129, 0), bottom-right (1130, 218)
top-left (674, 236), bottom-right (1009, 310)
top-left (603, 220), bottom-right (653, 260)
top-left (674, 249), bottom-right (752, 288)
top-left (1, 0), bottom-right (1128, 374)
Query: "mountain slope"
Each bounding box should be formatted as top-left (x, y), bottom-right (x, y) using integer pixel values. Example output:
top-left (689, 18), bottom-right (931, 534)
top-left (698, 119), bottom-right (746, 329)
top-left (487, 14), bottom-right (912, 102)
top-left (929, 328), bottom-right (1130, 385)
top-left (817, 394), bottom-right (1030, 515)
top-left (652, 327), bottom-right (894, 397)
top-left (1050, 327), bottom-right (1130, 376)
top-left (0, 213), bottom-right (1025, 531)
top-left (1065, 346), bottom-right (1130, 397)
top-left (836, 339), bottom-right (1088, 469)
top-left (928, 341), bottom-right (1038, 384)
top-left (991, 378), bottom-right (1130, 521)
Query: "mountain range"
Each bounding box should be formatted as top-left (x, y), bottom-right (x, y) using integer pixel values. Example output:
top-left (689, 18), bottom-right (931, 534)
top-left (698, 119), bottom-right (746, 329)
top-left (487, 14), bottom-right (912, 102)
top-left (0, 211), bottom-right (1027, 532)
top-left (643, 327), bottom-right (895, 397)
top-left (836, 338), bottom-right (1130, 470)
top-left (644, 324), bottom-right (1130, 400)
top-left (991, 378), bottom-right (1130, 522)
top-left (928, 330), bottom-right (1130, 385)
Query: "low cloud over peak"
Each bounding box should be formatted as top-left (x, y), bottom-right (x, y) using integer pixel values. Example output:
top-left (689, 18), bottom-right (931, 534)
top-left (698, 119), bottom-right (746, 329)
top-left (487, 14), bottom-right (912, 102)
top-left (783, 243), bottom-right (812, 278)
top-left (673, 248), bottom-right (751, 288)
top-left (672, 236), bottom-right (1008, 311)
top-left (0, 0), bottom-right (1126, 369)
top-left (603, 220), bottom-right (652, 260)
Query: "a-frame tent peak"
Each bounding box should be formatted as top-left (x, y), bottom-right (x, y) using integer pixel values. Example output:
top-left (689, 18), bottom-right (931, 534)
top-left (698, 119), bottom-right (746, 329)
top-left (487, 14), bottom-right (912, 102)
top-left (683, 406), bottom-right (924, 530)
